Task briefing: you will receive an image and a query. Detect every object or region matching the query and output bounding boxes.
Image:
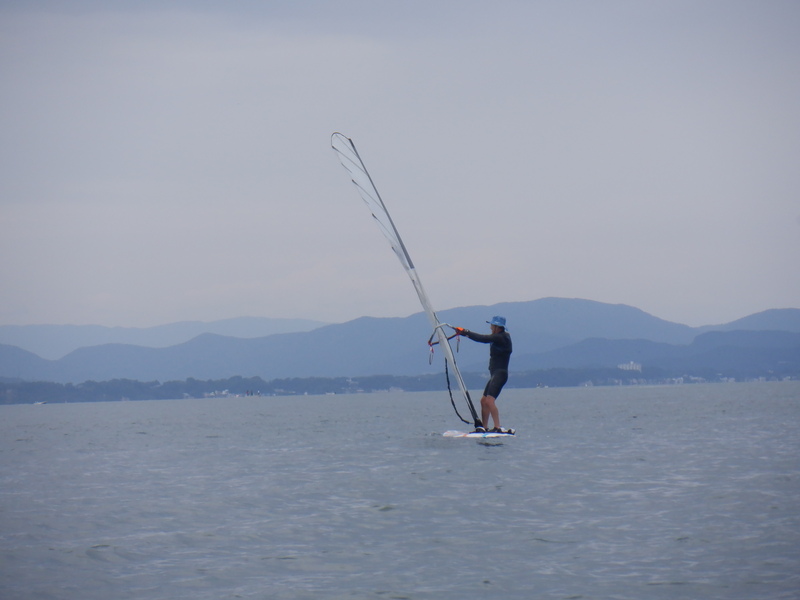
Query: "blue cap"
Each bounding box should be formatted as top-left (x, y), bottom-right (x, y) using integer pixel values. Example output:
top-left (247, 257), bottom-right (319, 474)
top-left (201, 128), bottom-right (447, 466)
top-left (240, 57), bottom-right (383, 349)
top-left (487, 316), bottom-right (506, 328)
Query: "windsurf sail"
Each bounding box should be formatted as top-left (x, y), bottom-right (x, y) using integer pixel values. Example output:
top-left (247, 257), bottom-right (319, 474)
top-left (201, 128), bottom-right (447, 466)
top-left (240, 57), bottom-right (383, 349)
top-left (331, 132), bottom-right (482, 428)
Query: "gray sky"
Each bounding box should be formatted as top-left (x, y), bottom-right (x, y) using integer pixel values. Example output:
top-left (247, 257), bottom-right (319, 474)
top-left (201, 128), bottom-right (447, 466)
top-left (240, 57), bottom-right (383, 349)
top-left (2, 1), bottom-right (799, 328)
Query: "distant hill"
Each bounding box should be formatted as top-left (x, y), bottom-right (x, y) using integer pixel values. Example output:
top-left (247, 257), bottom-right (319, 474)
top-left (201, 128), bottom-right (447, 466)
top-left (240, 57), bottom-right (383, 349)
top-left (513, 330), bottom-right (800, 377)
top-left (698, 308), bottom-right (800, 333)
top-left (1, 298), bottom-right (798, 384)
top-left (447, 298), bottom-right (698, 345)
top-left (0, 317), bottom-right (327, 360)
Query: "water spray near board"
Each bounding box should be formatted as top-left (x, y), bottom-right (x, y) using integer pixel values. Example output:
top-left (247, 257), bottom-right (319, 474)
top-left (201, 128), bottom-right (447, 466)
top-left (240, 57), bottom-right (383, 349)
top-left (331, 133), bottom-right (515, 438)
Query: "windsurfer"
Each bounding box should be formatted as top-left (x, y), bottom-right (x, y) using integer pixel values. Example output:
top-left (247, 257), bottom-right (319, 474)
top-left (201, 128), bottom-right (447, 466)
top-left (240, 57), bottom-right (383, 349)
top-left (454, 316), bottom-right (513, 433)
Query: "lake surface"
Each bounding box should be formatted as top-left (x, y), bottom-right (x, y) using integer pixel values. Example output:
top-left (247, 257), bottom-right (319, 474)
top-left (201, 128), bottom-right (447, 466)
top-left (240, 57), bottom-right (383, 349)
top-left (1, 382), bottom-right (799, 599)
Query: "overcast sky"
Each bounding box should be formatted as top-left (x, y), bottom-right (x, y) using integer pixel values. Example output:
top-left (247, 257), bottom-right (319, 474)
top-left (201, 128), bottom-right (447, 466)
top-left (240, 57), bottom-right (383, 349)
top-left (1, 1), bottom-right (798, 328)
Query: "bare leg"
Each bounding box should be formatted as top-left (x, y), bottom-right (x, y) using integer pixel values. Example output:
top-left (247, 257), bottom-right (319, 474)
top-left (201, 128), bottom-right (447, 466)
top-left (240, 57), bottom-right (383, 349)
top-left (480, 395), bottom-right (500, 429)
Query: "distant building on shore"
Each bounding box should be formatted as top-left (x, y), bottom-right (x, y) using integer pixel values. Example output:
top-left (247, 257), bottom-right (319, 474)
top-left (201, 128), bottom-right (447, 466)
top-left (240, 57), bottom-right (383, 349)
top-left (618, 361), bottom-right (642, 372)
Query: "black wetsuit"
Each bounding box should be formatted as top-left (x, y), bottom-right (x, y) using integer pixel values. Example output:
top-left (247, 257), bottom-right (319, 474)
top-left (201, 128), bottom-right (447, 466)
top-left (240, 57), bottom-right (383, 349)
top-left (463, 329), bottom-right (512, 398)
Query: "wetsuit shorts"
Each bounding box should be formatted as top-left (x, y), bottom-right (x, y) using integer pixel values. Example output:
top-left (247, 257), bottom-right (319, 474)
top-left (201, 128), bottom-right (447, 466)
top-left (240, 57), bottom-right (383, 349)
top-left (483, 369), bottom-right (509, 399)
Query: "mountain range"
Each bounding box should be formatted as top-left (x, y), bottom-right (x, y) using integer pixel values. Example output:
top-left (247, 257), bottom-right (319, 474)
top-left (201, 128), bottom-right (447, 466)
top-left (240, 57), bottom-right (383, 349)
top-left (1, 298), bottom-right (799, 384)
top-left (0, 317), bottom-right (326, 360)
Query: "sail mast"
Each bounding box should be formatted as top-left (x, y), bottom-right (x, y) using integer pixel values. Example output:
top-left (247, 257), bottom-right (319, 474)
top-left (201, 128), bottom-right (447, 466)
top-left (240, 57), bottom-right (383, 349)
top-left (331, 133), bottom-right (481, 427)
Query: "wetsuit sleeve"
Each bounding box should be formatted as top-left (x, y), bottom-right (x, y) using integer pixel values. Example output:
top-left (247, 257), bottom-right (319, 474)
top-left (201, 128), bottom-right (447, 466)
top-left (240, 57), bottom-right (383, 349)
top-left (463, 330), bottom-right (499, 344)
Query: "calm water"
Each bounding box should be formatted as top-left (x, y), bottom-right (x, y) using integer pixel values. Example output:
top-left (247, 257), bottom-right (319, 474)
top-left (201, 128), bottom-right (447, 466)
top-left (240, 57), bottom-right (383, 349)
top-left (1, 382), bottom-right (798, 600)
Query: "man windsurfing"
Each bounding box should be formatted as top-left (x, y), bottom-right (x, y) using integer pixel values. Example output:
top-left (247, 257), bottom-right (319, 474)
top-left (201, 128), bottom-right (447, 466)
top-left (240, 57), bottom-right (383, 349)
top-left (454, 316), bottom-right (513, 434)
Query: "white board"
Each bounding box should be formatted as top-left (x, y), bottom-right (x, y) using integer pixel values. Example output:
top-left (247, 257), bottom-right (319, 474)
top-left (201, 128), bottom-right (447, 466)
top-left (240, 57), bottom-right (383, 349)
top-left (443, 429), bottom-right (516, 438)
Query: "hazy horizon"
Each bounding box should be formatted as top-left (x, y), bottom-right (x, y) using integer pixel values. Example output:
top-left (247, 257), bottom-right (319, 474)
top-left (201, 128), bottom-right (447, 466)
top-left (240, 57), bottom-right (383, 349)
top-left (2, 296), bottom-right (797, 331)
